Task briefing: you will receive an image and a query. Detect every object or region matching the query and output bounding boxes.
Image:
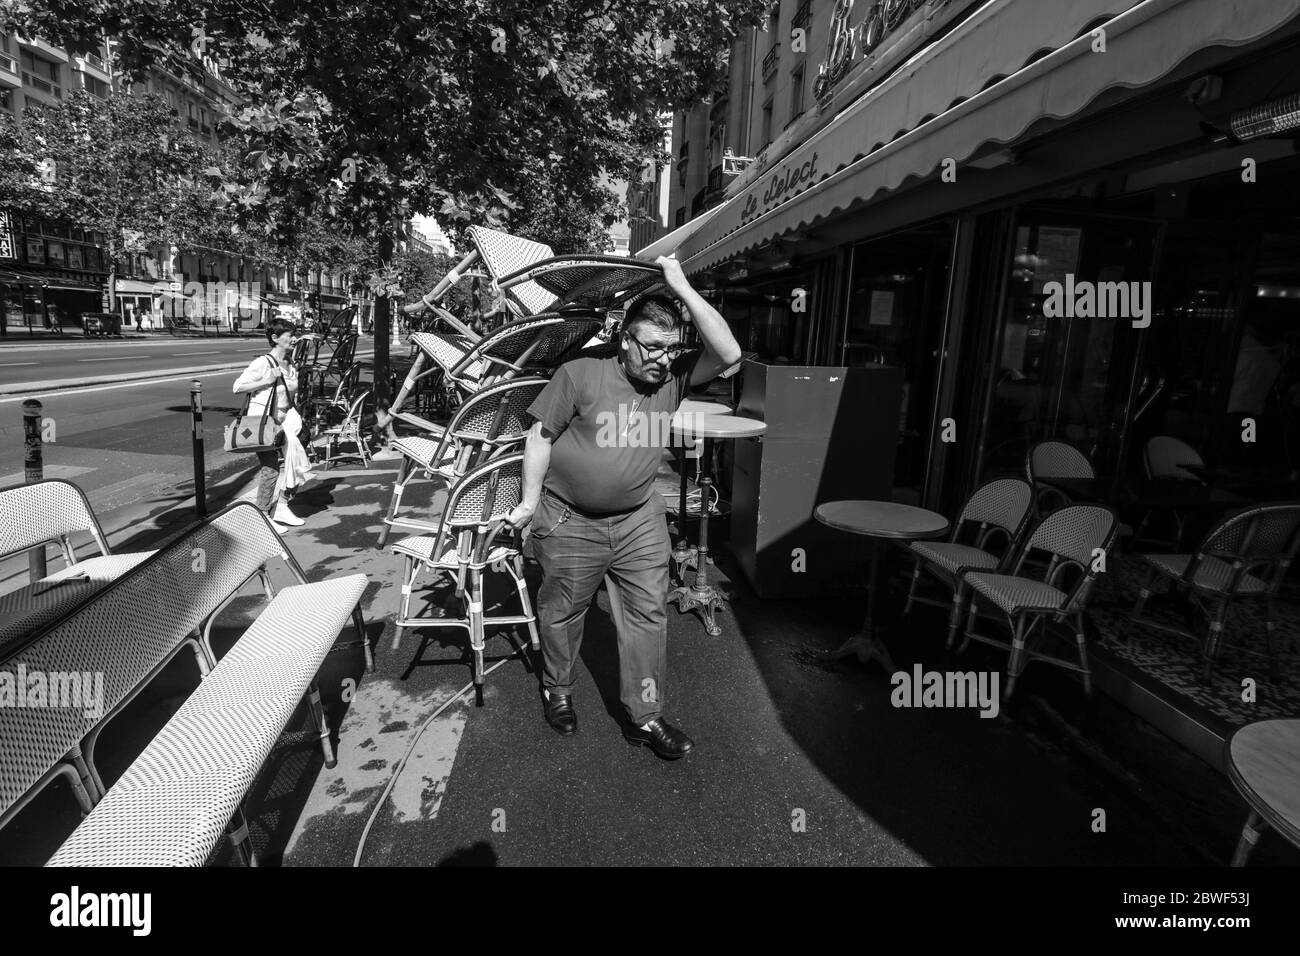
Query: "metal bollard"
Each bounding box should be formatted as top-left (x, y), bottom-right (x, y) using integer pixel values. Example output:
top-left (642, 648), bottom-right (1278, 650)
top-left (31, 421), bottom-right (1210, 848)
top-left (23, 399), bottom-right (46, 582)
top-left (190, 380), bottom-right (207, 518)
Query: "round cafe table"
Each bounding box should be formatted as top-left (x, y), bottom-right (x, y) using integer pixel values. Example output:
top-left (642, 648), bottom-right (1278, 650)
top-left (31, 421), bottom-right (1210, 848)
top-left (670, 400), bottom-right (735, 578)
top-left (668, 413), bottom-right (766, 636)
top-left (814, 501), bottom-right (950, 671)
top-left (1226, 718), bottom-right (1300, 865)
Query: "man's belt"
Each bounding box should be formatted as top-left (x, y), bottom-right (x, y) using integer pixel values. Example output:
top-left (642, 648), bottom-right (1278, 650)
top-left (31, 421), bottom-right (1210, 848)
top-left (543, 488), bottom-right (648, 520)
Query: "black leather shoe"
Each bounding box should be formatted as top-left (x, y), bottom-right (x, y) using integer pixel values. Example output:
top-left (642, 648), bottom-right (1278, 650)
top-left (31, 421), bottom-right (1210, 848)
top-left (623, 717), bottom-right (694, 759)
top-left (543, 693), bottom-right (577, 736)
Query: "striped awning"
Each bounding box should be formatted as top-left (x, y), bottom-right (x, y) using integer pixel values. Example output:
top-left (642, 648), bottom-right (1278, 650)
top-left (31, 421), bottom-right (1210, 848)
top-left (676, 0), bottom-right (1300, 273)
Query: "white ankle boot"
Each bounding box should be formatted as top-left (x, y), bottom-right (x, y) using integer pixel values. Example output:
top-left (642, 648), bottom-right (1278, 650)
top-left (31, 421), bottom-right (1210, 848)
top-left (273, 503), bottom-right (305, 527)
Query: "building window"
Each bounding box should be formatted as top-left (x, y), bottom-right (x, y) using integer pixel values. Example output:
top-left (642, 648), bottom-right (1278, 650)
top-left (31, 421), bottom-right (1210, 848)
top-left (82, 74), bottom-right (109, 99)
top-left (21, 50), bottom-right (61, 98)
top-left (761, 98), bottom-right (774, 148)
top-left (789, 65), bottom-right (805, 124)
top-left (0, 89), bottom-right (10, 111)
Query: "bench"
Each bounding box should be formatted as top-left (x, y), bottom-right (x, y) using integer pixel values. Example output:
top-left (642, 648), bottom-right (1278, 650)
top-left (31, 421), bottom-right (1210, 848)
top-left (0, 502), bottom-right (371, 865)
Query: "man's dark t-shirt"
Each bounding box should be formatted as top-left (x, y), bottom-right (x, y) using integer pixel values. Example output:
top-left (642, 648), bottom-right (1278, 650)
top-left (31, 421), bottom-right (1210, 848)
top-left (528, 343), bottom-right (704, 514)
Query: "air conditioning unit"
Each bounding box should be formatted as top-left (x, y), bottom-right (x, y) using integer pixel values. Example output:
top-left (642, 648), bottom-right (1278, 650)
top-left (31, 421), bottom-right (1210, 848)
top-left (722, 148), bottom-right (754, 176)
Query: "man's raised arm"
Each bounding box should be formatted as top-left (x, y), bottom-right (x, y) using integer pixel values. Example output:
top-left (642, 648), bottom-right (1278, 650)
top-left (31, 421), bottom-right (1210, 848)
top-left (656, 255), bottom-right (743, 386)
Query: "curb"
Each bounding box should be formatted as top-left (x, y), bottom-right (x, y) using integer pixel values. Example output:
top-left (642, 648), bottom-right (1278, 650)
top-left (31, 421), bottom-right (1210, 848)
top-left (0, 350), bottom-right (378, 396)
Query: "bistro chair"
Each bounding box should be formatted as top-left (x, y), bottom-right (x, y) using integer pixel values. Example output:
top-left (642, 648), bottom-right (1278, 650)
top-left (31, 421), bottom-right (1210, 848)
top-left (1144, 435), bottom-right (1205, 482)
top-left (516, 312), bottom-right (608, 371)
top-left (402, 226), bottom-right (557, 321)
top-left (377, 377), bottom-right (548, 547)
top-left (1025, 440), bottom-right (1094, 518)
top-left (0, 480), bottom-right (157, 649)
top-left (389, 453), bottom-right (538, 705)
top-left (310, 330), bottom-right (358, 394)
top-left (316, 385), bottom-right (373, 471)
top-left (901, 478), bottom-right (1034, 649)
top-left (383, 315), bottom-right (564, 433)
top-left (957, 504), bottom-right (1119, 699)
top-left (495, 254), bottom-right (663, 312)
top-left (1132, 435), bottom-right (1206, 549)
top-left (305, 361), bottom-right (362, 431)
top-left (1128, 502), bottom-right (1300, 680)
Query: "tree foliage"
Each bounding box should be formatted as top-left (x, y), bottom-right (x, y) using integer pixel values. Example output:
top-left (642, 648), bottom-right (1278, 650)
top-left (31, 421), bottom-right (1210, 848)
top-left (5, 0), bottom-right (765, 244)
top-left (0, 90), bottom-right (215, 278)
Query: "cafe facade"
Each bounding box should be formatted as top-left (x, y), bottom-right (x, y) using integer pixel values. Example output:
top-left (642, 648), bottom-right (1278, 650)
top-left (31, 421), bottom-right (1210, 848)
top-left (648, 0), bottom-right (1300, 761)
top-left (659, 0), bottom-right (1300, 516)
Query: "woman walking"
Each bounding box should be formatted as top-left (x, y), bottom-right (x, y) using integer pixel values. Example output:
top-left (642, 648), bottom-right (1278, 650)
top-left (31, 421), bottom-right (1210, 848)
top-left (233, 316), bottom-right (305, 532)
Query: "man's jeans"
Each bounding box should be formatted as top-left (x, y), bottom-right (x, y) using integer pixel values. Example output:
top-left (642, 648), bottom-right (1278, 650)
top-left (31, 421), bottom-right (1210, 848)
top-left (530, 490), bottom-right (671, 725)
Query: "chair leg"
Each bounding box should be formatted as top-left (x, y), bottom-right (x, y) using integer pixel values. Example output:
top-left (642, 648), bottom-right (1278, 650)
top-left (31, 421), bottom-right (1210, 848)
top-left (469, 568), bottom-right (486, 706)
top-left (1075, 612), bottom-right (1092, 697)
top-left (392, 556), bottom-right (416, 651)
top-left (70, 743), bottom-right (105, 804)
top-left (306, 679), bottom-right (336, 768)
top-left (227, 804), bottom-right (259, 867)
top-left (1230, 810), bottom-right (1266, 867)
top-left (1128, 564), bottom-right (1161, 648)
top-left (1264, 597), bottom-right (1280, 682)
top-left (455, 557), bottom-right (468, 602)
top-left (353, 604), bottom-right (373, 672)
top-left (946, 581), bottom-right (967, 651)
top-left (378, 455), bottom-right (415, 548)
top-left (509, 555), bottom-right (540, 650)
top-left (1202, 599), bottom-right (1229, 681)
top-left (1005, 617), bottom-right (1028, 700)
top-left (902, 560), bottom-right (922, 617)
top-left (959, 603), bottom-right (979, 655)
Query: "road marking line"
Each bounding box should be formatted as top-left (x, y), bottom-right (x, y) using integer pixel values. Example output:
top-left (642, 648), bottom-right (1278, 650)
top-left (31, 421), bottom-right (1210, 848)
top-left (0, 362), bottom-right (38, 367)
top-left (0, 369), bottom-right (241, 403)
top-left (77, 356), bottom-right (148, 362)
top-left (174, 351), bottom-right (221, 355)
top-left (0, 350), bottom-right (375, 403)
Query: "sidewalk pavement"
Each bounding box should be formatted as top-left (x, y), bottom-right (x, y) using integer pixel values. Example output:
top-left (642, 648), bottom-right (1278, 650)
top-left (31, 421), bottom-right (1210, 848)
top-left (6, 448), bottom-right (1293, 867)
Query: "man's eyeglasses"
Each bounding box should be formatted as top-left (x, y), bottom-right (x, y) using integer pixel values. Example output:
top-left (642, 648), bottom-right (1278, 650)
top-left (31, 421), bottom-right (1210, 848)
top-left (628, 333), bottom-right (689, 362)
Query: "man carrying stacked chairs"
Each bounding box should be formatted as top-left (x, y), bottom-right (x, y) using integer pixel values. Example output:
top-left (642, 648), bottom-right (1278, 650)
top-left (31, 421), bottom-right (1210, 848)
top-left (376, 237), bottom-right (744, 759)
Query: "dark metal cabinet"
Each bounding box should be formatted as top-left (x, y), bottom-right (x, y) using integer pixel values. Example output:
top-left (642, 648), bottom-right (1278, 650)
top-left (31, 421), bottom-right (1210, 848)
top-left (729, 361), bottom-right (904, 598)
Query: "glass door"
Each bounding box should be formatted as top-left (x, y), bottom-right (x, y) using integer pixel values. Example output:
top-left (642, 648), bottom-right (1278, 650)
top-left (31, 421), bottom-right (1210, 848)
top-left (980, 207), bottom-right (1162, 480)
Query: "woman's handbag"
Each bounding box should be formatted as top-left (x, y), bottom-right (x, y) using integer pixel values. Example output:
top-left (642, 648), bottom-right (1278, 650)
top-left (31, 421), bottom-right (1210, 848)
top-left (224, 356), bottom-right (284, 452)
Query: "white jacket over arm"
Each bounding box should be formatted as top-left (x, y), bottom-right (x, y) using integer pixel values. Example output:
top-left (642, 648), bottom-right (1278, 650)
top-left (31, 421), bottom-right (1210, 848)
top-left (234, 354), bottom-right (293, 419)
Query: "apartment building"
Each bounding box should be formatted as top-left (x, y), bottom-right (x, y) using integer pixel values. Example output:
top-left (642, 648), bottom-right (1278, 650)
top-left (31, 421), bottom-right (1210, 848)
top-left (0, 30), bottom-right (352, 335)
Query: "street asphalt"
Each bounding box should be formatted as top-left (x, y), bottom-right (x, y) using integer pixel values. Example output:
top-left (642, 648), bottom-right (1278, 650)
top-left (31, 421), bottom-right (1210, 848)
top-left (0, 333), bottom-right (377, 393)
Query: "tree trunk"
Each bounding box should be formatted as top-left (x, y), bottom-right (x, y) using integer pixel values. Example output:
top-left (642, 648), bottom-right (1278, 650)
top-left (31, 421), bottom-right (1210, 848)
top-left (373, 231), bottom-right (393, 408)
top-left (107, 263), bottom-right (118, 314)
